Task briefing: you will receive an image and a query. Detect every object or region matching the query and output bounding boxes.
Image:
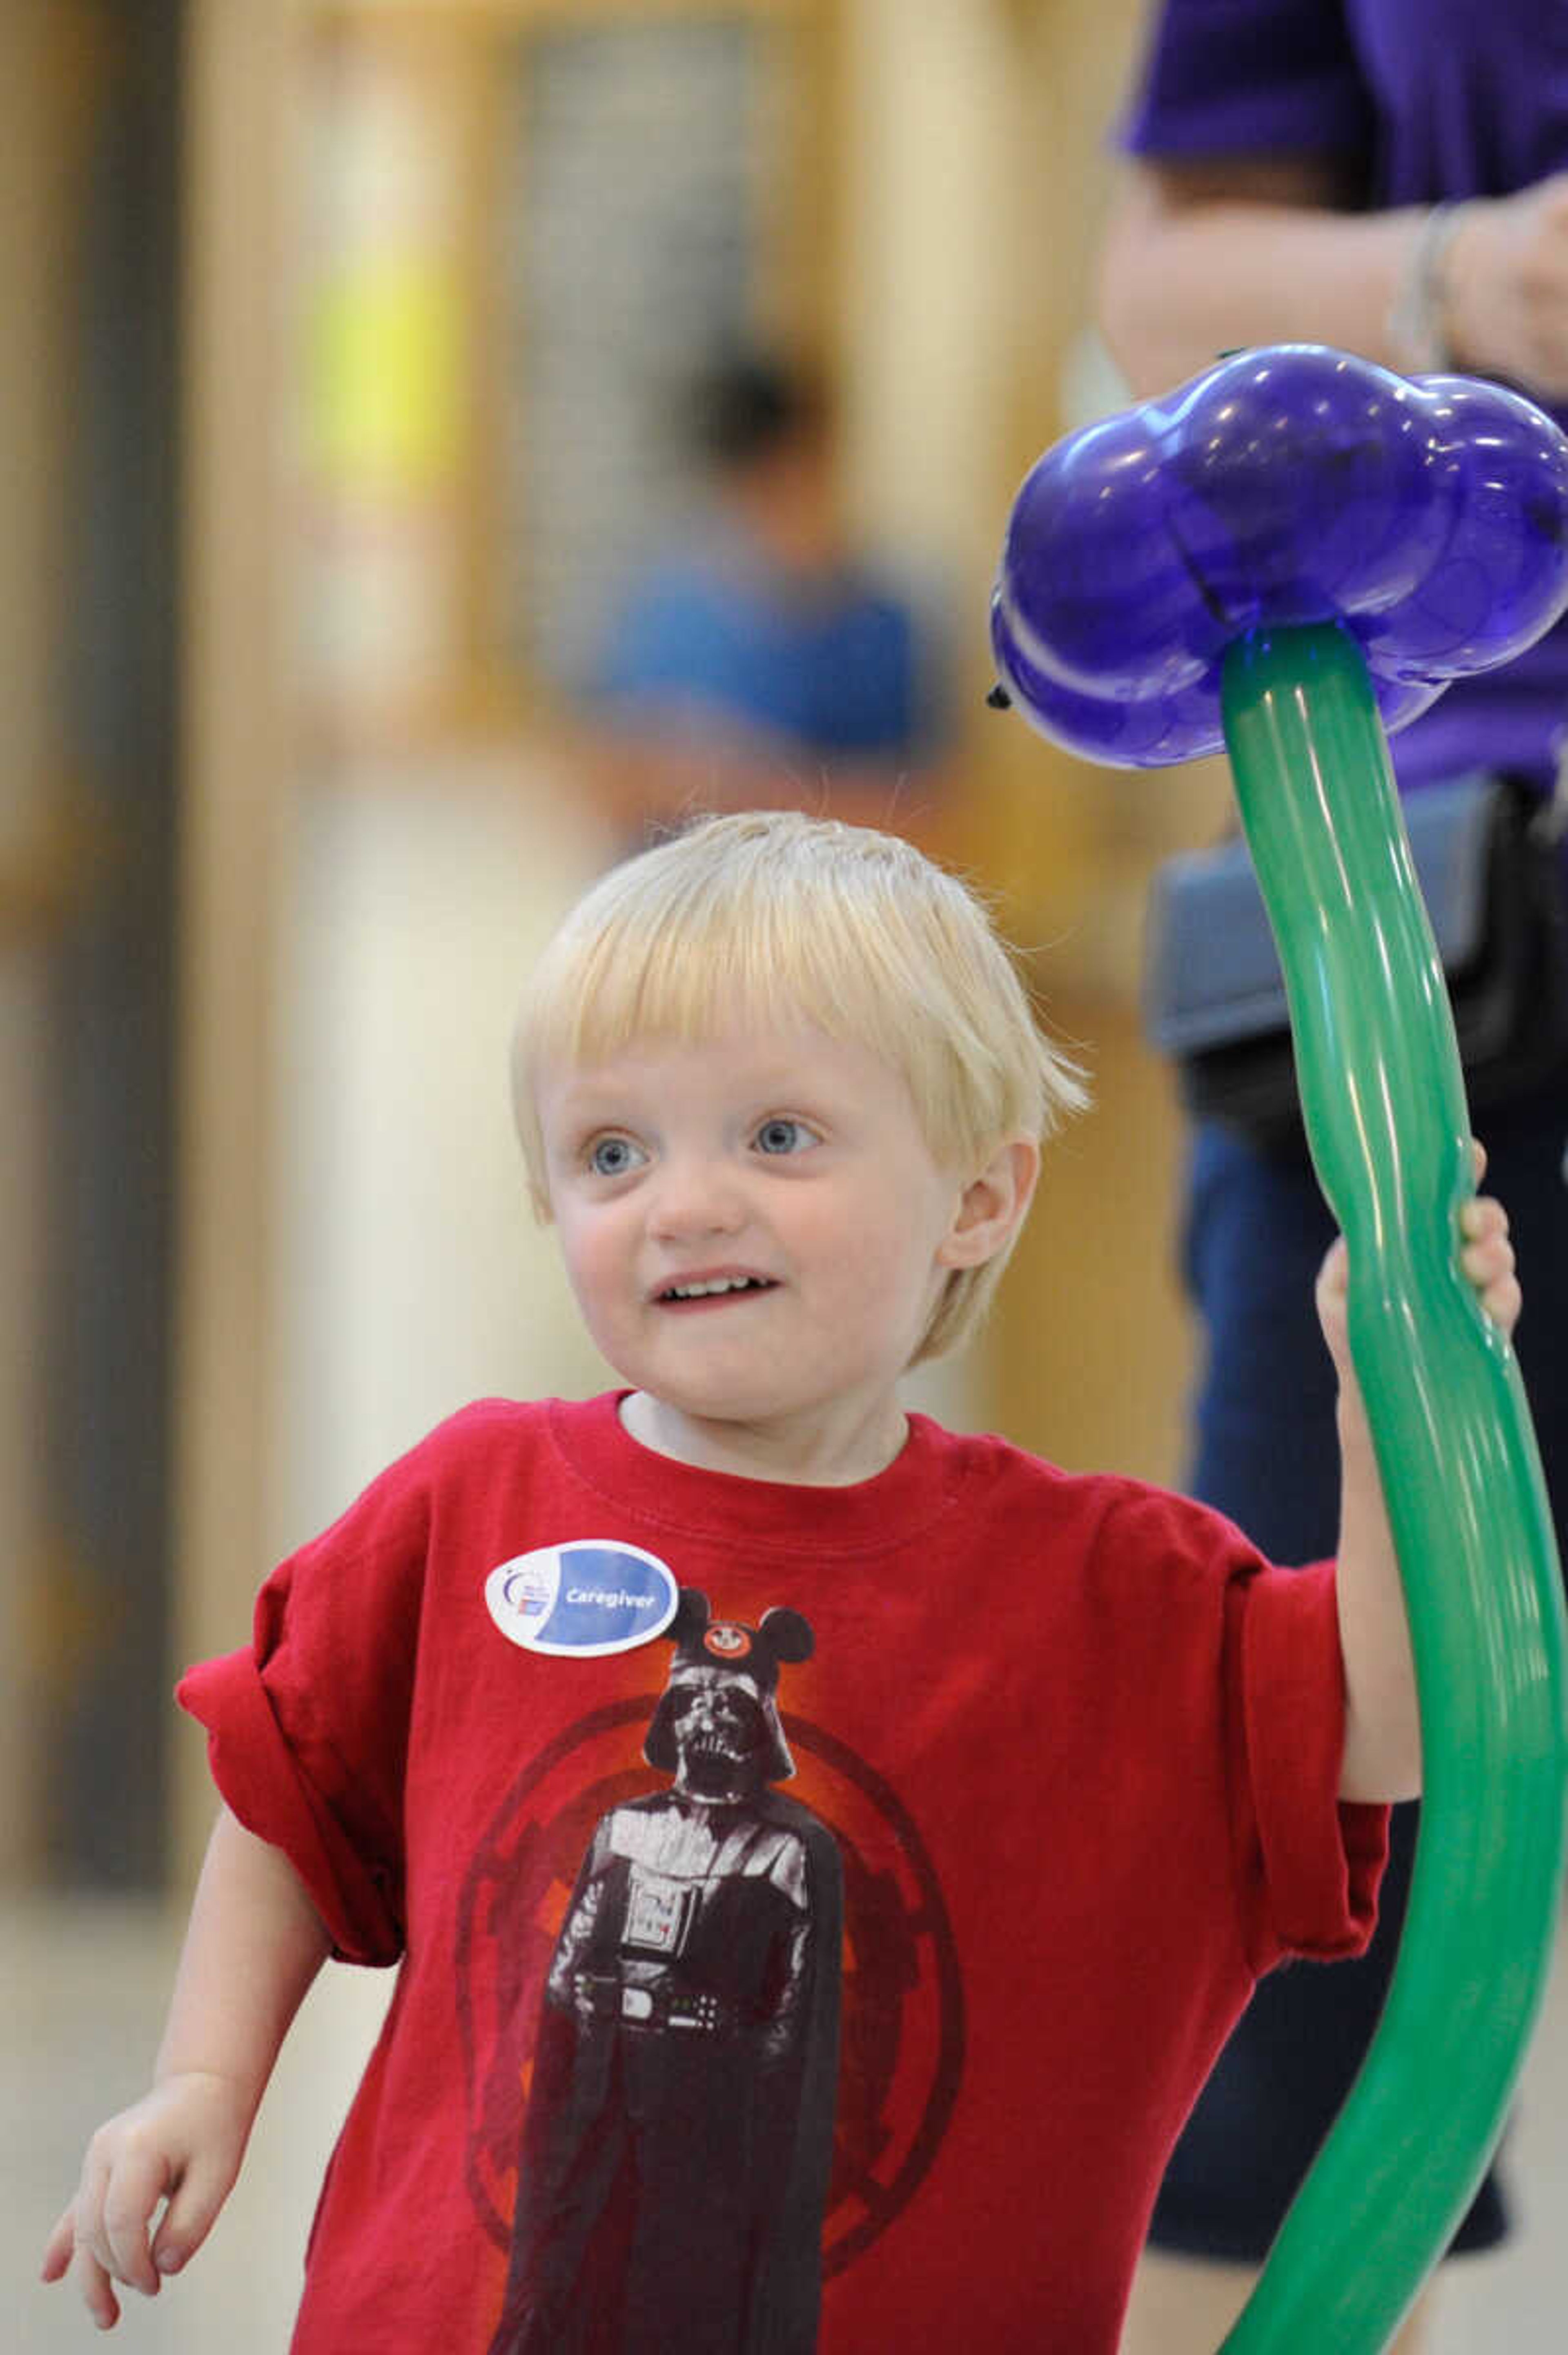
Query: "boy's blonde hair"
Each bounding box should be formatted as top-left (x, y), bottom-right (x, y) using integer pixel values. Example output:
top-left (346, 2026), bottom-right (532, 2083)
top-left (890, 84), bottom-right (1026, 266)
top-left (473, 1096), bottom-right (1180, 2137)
top-left (513, 810), bottom-right (1087, 1361)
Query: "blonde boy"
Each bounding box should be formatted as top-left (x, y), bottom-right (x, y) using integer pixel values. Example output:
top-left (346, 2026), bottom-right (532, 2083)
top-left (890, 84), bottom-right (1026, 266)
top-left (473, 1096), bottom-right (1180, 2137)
top-left (45, 812), bottom-right (1517, 2351)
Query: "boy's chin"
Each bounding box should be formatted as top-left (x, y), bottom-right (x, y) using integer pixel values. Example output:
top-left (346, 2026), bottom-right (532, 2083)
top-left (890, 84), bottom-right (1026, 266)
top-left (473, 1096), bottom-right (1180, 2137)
top-left (622, 1380), bottom-right (804, 1442)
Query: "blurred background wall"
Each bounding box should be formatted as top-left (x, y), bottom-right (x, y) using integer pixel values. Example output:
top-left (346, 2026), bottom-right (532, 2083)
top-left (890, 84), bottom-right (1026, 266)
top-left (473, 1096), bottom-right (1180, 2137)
top-left (4, 0), bottom-right (182, 1893)
top-left (8, 0), bottom-right (1232, 1905)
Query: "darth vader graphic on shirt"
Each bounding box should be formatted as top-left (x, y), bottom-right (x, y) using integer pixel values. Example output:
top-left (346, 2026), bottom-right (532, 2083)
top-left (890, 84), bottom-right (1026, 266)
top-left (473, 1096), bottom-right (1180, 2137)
top-left (487, 1590), bottom-right (844, 2355)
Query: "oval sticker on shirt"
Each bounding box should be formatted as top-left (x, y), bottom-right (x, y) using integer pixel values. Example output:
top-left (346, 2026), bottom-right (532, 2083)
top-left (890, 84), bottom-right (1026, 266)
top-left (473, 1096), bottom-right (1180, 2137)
top-left (485, 1540), bottom-right (679, 1658)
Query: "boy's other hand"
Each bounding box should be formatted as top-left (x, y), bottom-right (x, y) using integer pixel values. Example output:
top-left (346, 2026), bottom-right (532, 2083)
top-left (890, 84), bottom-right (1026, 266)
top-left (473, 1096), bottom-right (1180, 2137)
top-left (40, 2070), bottom-right (251, 2329)
top-left (1316, 1144), bottom-right (1521, 1394)
top-left (1453, 1188), bottom-right (1523, 1335)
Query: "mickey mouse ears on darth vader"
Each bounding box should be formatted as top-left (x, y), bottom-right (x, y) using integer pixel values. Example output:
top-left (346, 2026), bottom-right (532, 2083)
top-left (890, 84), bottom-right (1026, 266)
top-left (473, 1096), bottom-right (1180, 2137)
top-left (665, 1589), bottom-right (814, 1688)
top-left (989, 343), bottom-right (1568, 768)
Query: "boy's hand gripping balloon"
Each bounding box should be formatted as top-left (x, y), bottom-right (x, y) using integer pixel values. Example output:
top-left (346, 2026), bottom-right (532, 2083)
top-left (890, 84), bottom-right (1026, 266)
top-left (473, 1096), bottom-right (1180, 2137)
top-left (992, 345), bottom-right (1568, 2352)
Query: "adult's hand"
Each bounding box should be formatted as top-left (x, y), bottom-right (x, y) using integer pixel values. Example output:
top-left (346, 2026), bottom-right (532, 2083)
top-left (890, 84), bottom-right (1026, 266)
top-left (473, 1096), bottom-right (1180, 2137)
top-left (1445, 173), bottom-right (1568, 399)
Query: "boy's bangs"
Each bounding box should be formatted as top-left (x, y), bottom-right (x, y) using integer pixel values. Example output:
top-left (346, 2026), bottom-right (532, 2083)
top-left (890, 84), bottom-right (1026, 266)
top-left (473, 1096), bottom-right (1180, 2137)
top-left (517, 811), bottom-right (1082, 1213)
top-left (530, 876), bottom-right (916, 1077)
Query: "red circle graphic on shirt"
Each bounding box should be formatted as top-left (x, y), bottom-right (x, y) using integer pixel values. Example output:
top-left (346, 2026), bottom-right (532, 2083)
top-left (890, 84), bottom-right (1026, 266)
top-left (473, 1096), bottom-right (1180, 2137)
top-left (455, 1695), bottom-right (964, 2281)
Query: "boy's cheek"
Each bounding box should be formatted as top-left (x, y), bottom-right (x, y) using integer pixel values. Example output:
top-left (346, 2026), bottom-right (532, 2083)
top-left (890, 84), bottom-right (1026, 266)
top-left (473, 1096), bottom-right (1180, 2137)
top-left (550, 1214), bottom-right (607, 1301)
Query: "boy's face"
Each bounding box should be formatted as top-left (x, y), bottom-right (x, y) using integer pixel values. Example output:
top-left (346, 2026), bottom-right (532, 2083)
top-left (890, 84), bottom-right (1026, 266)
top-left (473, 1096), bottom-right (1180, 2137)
top-left (534, 1025), bottom-right (1007, 1470)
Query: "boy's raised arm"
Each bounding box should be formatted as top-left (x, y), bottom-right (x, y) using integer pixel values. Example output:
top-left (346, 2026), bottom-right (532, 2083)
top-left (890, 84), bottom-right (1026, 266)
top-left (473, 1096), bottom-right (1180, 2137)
top-left (1325, 1185), bottom-right (1521, 1803)
top-left (41, 1803), bottom-right (331, 2330)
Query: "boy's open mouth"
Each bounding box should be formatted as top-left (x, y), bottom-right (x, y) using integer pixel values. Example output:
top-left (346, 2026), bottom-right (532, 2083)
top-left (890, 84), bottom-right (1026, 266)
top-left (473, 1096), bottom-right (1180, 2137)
top-left (655, 1276), bottom-right (780, 1304)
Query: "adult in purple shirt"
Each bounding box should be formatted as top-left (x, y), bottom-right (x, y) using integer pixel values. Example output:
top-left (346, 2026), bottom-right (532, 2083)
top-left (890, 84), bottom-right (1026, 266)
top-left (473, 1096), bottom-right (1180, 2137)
top-left (1096, 4), bottom-right (1568, 2351)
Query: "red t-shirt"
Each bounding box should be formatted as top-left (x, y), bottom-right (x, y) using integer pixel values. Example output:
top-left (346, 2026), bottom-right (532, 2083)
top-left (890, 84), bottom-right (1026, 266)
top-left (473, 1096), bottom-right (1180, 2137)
top-left (179, 1392), bottom-right (1385, 2353)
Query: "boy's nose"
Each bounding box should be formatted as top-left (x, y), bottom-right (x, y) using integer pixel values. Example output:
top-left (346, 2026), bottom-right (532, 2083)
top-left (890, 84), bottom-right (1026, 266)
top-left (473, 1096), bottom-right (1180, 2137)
top-left (647, 1154), bottom-right (746, 1239)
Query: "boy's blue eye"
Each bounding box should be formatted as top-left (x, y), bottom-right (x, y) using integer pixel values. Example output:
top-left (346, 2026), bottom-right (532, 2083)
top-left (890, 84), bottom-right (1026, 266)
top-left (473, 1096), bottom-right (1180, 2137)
top-left (588, 1135), bottom-right (645, 1177)
top-left (754, 1118), bottom-right (816, 1157)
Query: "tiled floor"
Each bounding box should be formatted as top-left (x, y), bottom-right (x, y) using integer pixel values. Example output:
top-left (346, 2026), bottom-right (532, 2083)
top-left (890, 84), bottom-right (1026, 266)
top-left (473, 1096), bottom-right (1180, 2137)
top-left (8, 1894), bottom-right (1566, 2351)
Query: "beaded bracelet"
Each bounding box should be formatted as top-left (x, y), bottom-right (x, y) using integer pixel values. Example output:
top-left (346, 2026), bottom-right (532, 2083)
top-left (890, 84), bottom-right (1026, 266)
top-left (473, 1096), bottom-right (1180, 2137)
top-left (1387, 200), bottom-right (1472, 372)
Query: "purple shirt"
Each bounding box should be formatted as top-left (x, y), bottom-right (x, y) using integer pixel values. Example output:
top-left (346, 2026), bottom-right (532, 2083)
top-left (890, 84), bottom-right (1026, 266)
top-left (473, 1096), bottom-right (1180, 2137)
top-left (1120, 0), bottom-right (1568, 791)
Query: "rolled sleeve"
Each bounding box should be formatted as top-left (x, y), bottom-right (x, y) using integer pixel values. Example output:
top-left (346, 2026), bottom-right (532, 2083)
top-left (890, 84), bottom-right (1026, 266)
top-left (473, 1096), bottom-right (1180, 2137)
top-left (178, 1647), bottom-right (405, 1967)
top-left (173, 1437), bottom-right (440, 1970)
top-left (1232, 1555), bottom-right (1388, 1974)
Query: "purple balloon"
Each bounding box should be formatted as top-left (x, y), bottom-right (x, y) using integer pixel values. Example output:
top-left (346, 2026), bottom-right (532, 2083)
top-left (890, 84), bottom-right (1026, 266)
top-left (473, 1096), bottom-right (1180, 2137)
top-left (1356, 375), bottom-right (1568, 680)
top-left (988, 593), bottom-right (1224, 763)
top-left (1160, 347), bottom-right (1452, 631)
top-left (1369, 671), bottom-right (1449, 733)
top-left (993, 401), bottom-right (1233, 701)
top-left (992, 594), bottom-right (1446, 770)
top-left (991, 345), bottom-right (1568, 770)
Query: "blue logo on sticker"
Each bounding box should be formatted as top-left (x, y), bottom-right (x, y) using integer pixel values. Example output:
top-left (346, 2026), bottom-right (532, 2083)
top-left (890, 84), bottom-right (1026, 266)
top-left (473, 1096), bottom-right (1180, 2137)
top-left (485, 1540), bottom-right (679, 1658)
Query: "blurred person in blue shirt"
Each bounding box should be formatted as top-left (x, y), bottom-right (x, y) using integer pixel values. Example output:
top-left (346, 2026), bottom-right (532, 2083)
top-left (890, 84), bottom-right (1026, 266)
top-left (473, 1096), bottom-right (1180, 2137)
top-left (581, 354), bottom-right (953, 841)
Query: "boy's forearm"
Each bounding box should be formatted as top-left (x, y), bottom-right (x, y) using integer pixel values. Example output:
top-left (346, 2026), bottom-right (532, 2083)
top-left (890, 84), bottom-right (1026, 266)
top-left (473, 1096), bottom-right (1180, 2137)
top-left (154, 1805), bottom-right (332, 2115)
top-left (1334, 1389), bottom-right (1422, 1803)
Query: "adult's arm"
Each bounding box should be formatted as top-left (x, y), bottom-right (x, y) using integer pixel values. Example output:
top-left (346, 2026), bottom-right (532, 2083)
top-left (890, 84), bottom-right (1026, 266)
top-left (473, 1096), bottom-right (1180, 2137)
top-left (1099, 154), bottom-right (1568, 404)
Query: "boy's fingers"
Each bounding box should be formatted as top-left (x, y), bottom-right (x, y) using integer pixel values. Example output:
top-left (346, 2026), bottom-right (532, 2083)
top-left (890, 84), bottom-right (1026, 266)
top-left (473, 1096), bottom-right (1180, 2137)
top-left (68, 2239), bottom-right (122, 2332)
top-left (151, 2148), bottom-right (236, 2276)
top-left (1459, 1193), bottom-right (1509, 1237)
top-left (1317, 1235), bottom-right (1350, 1288)
top-left (1484, 1271), bottom-right (1523, 1323)
top-left (1461, 1225), bottom-right (1517, 1283)
top-left (71, 2149), bottom-right (111, 2275)
top-left (40, 2202), bottom-right (79, 2283)
top-left (1458, 1211), bottom-right (1521, 1329)
top-left (101, 2148), bottom-right (172, 2295)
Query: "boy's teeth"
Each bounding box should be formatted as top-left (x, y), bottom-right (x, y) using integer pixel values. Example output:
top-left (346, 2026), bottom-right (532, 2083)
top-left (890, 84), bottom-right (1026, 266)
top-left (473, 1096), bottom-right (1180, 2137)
top-left (669, 1277), bottom-right (760, 1298)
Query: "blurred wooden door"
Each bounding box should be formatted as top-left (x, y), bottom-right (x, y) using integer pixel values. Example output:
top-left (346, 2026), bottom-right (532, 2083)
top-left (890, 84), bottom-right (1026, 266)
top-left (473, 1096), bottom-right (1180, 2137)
top-left (2, 0), bottom-right (182, 1889)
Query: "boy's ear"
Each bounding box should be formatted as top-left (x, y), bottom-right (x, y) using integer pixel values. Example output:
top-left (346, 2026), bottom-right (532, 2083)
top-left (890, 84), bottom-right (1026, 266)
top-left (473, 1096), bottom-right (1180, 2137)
top-left (936, 1137), bottom-right (1040, 1269)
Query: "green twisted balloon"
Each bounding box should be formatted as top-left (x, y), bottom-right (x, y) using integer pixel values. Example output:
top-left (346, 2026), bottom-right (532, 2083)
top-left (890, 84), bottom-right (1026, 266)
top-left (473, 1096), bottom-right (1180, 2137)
top-left (1218, 623), bottom-right (1567, 2352)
